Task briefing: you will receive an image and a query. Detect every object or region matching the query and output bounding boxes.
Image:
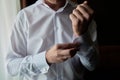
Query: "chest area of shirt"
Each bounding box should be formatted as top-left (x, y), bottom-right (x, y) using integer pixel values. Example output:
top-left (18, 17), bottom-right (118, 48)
top-left (28, 13), bottom-right (73, 40)
top-left (27, 14), bottom-right (73, 53)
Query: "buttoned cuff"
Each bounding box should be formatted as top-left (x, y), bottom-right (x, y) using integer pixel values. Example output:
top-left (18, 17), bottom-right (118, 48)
top-left (33, 51), bottom-right (49, 74)
top-left (73, 32), bottom-right (92, 45)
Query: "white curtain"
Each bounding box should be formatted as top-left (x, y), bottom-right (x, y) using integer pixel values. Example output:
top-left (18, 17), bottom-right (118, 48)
top-left (0, 0), bottom-right (20, 80)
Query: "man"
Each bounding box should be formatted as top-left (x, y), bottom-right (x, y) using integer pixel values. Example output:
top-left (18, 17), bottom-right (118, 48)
top-left (6, 0), bottom-right (99, 80)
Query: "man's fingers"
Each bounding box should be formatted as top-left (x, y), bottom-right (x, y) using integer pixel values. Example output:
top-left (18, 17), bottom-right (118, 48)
top-left (69, 13), bottom-right (79, 25)
top-left (57, 48), bottom-right (78, 58)
top-left (56, 43), bottom-right (80, 49)
top-left (81, 1), bottom-right (94, 15)
top-left (76, 5), bottom-right (89, 20)
top-left (72, 9), bottom-right (84, 22)
top-left (76, 1), bottom-right (94, 20)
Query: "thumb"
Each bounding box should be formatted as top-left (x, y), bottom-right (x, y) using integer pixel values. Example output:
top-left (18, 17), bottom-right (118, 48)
top-left (83, 1), bottom-right (88, 4)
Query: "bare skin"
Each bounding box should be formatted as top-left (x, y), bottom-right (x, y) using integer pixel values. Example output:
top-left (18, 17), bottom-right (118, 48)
top-left (46, 43), bottom-right (80, 64)
top-left (45, 0), bottom-right (94, 64)
top-left (45, 0), bottom-right (66, 11)
top-left (69, 1), bottom-right (94, 36)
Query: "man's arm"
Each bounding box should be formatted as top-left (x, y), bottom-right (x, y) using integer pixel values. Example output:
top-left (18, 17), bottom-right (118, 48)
top-left (69, 1), bottom-right (99, 71)
top-left (73, 26), bottom-right (99, 71)
top-left (6, 11), bottom-right (49, 78)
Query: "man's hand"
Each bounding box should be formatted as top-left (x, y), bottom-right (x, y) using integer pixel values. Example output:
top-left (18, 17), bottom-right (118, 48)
top-left (46, 43), bottom-right (80, 64)
top-left (69, 1), bottom-right (94, 36)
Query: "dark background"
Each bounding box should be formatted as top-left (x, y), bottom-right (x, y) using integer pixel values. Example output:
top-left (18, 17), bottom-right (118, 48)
top-left (88, 0), bottom-right (120, 45)
top-left (24, 0), bottom-right (120, 45)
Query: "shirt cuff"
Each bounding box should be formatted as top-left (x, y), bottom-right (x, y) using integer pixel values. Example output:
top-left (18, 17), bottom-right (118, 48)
top-left (33, 51), bottom-right (49, 74)
top-left (73, 32), bottom-right (92, 45)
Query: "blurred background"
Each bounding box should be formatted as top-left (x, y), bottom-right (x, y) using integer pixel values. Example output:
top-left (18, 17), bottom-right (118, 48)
top-left (0, 0), bottom-right (120, 80)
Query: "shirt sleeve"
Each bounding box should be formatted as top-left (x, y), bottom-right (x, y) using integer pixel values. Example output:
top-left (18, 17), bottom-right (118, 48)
top-left (72, 20), bottom-right (99, 71)
top-left (6, 10), bottom-right (49, 78)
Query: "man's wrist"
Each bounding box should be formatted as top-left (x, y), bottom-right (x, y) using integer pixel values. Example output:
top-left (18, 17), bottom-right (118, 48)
top-left (45, 51), bottom-right (52, 66)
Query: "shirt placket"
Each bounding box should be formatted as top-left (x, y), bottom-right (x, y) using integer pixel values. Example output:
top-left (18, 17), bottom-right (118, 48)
top-left (53, 13), bottom-right (63, 80)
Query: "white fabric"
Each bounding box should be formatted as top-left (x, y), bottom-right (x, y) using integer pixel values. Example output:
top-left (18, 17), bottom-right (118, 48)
top-left (6, 0), bottom-right (98, 80)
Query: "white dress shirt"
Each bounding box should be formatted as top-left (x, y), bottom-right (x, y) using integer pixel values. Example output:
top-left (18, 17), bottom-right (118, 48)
top-left (6, 0), bottom-right (98, 80)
